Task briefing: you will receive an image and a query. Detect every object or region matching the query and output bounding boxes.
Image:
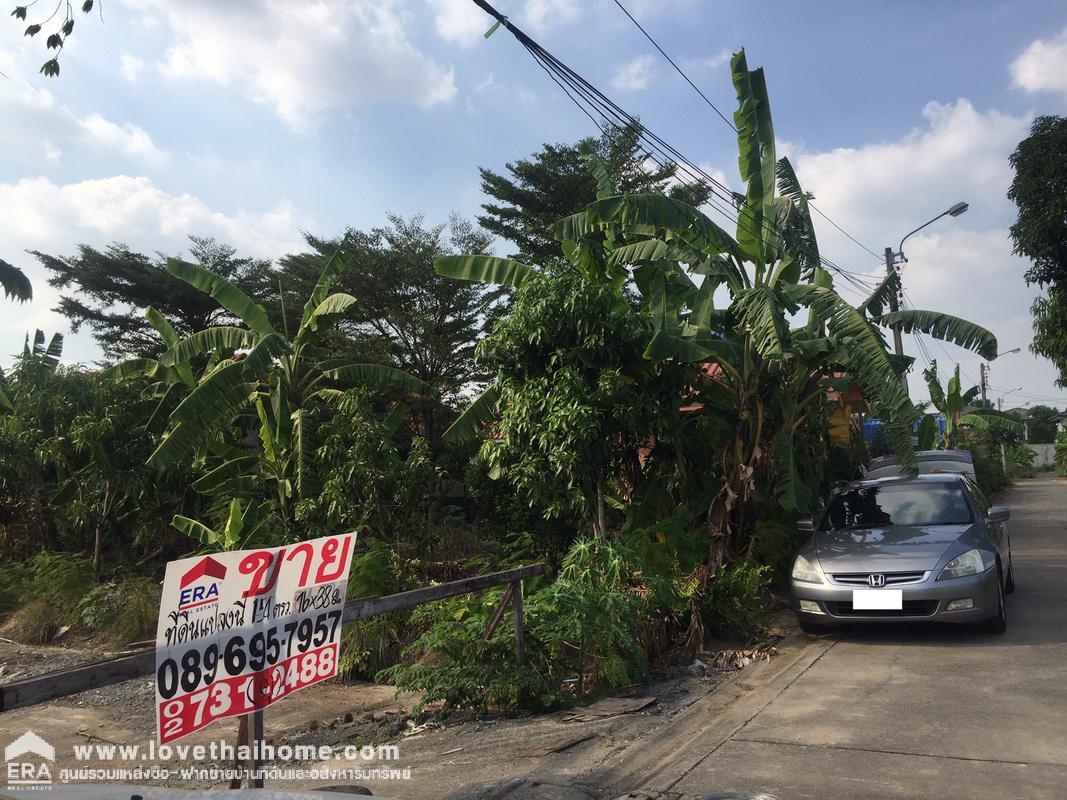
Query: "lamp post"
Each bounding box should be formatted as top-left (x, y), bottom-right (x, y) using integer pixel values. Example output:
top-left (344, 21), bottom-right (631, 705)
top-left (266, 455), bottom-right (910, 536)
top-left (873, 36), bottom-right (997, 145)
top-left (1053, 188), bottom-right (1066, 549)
top-left (884, 202), bottom-right (969, 393)
top-left (998, 387), bottom-right (1024, 412)
top-left (980, 347), bottom-right (1021, 405)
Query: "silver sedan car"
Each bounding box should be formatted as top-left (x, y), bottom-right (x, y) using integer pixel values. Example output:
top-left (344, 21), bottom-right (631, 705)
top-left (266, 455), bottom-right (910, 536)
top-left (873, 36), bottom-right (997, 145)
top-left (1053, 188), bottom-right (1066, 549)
top-left (791, 473), bottom-right (1014, 633)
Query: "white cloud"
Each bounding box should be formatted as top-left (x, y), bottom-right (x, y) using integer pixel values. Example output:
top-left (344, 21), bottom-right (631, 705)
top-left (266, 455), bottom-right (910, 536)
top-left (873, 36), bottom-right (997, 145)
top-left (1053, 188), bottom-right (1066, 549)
top-left (612, 54), bottom-right (656, 91)
top-left (78, 114), bottom-right (167, 162)
top-left (0, 57), bottom-right (166, 166)
top-left (782, 98), bottom-right (1062, 401)
top-left (1011, 26), bottom-right (1067, 97)
top-left (689, 48), bottom-right (732, 70)
top-left (120, 0), bottom-right (457, 128)
top-left (118, 52), bottom-right (146, 82)
top-left (429, 0), bottom-right (487, 47)
top-left (0, 175), bottom-right (308, 361)
top-left (523, 0), bottom-right (579, 31)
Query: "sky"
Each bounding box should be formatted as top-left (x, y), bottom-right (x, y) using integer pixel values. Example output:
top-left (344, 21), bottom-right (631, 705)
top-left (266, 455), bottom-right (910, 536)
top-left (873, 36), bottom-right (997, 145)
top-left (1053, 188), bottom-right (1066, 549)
top-left (2, 0), bottom-right (1067, 408)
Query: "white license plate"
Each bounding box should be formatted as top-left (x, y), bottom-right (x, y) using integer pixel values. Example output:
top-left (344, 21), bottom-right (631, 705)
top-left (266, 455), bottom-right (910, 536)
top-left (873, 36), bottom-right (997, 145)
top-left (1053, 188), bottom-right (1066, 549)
top-left (852, 589), bottom-right (903, 610)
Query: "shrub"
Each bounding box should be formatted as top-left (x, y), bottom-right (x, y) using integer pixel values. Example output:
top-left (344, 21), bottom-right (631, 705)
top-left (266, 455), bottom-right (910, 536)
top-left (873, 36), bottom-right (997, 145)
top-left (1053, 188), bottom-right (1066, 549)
top-left (699, 559), bottom-right (773, 642)
top-left (1056, 430), bottom-right (1067, 476)
top-left (5, 598), bottom-right (60, 644)
top-left (382, 536), bottom-right (652, 713)
top-left (77, 577), bottom-right (160, 643)
top-left (0, 562), bottom-right (32, 614)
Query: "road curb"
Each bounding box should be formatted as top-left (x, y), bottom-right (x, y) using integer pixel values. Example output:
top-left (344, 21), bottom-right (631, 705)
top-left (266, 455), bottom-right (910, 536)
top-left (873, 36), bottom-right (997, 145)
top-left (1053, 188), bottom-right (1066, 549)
top-left (578, 632), bottom-right (834, 797)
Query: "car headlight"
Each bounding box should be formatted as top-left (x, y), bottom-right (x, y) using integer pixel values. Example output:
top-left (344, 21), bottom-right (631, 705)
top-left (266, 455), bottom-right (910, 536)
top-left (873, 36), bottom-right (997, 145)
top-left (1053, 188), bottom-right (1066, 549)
top-left (937, 548), bottom-right (988, 581)
top-left (792, 553), bottom-right (823, 584)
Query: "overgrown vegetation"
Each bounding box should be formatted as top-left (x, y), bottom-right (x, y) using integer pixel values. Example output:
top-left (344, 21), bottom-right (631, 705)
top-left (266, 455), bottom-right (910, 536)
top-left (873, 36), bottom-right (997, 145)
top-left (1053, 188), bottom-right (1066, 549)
top-left (0, 49), bottom-right (1011, 712)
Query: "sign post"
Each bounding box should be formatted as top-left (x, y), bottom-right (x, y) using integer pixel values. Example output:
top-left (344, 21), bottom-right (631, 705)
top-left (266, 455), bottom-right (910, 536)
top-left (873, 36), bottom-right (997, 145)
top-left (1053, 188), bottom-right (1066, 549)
top-left (153, 533), bottom-right (355, 755)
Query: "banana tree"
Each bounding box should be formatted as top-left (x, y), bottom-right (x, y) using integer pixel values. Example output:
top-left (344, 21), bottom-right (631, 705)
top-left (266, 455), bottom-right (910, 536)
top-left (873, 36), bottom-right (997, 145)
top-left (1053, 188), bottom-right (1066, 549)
top-left (922, 361), bottom-right (1023, 447)
top-left (108, 238), bottom-right (432, 532)
top-left (435, 48), bottom-right (1000, 566)
top-left (0, 330), bottom-right (63, 412)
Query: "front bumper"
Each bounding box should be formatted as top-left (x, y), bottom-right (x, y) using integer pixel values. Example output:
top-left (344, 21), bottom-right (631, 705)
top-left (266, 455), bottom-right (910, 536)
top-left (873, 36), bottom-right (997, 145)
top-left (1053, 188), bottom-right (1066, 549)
top-left (791, 567), bottom-right (1000, 624)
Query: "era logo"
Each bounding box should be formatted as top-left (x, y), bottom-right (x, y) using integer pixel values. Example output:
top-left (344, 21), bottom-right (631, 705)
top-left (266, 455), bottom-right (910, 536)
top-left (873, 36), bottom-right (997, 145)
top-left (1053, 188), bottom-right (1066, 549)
top-left (5, 731), bottom-right (54, 788)
top-left (178, 556), bottom-right (227, 611)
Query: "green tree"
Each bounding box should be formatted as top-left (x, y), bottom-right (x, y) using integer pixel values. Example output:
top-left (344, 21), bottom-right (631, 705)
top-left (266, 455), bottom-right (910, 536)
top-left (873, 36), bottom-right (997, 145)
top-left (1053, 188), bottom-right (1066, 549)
top-left (1026, 404), bottom-right (1060, 444)
top-left (109, 238), bottom-right (432, 535)
top-left (1008, 115), bottom-right (1067, 386)
top-left (439, 49), bottom-right (999, 569)
top-left (7, 0), bottom-right (97, 76)
top-left (275, 215), bottom-right (504, 437)
top-left (36, 237), bottom-right (276, 360)
top-left (921, 361), bottom-right (1022, 448)
top-left (478, 122), bottom-right (711, 264)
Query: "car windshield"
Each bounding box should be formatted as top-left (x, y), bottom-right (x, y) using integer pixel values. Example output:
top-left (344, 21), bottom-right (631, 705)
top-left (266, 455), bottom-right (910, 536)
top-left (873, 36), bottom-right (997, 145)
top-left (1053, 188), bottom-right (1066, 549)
top-left (820, 483), bottom-right (974, 530)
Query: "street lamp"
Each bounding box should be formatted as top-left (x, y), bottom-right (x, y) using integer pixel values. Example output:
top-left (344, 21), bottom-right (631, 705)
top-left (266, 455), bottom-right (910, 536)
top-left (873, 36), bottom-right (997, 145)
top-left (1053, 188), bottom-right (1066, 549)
top-left (997, 387), bottom-right (1024, 411)
top-left (979, 348), bottom-right (1021, 404)
top-left (884, 201), bottom-right (970, 392)
top-left (896, 202), bottom-right (969, 263)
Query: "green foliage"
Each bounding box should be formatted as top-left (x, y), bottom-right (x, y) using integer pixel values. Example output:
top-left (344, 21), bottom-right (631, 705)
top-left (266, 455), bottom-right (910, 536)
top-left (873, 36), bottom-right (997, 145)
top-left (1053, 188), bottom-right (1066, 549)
top-left (384, 536), bottom-right (657, 713)
top-left (478, 121), bottom-right (710, 264)
top-left (1055, 429), bottom-right (1067, 476)
top-left (699, 559), bottom-right (772, 641)
top-left (0, 258), bottom-right (32, 303)
top-left (297, 389), bottom-right (434, 534)
top-left (37, 237), bottom-right (275, 360)
top-left (1009, 116), bottom-right (1067, 386)
top-left (76, 577), bottom-right (161, 643)
top-left (1026, 405), bottom-right (1061, 444)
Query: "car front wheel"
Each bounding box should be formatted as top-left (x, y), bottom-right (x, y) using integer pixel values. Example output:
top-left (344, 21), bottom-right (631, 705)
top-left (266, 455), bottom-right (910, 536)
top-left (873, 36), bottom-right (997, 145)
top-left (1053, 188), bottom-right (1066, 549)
top-left (1004, 553), bottom-right (1016, 594)
top-left (982, 571), bottom-right (1007, 634)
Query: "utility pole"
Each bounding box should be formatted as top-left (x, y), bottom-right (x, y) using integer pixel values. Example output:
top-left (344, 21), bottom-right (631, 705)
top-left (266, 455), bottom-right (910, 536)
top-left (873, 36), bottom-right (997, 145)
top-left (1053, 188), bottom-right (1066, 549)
top-left (980, 363), bottom-right (988, 405)
top-left (885, 246), bottom-right (907, 393)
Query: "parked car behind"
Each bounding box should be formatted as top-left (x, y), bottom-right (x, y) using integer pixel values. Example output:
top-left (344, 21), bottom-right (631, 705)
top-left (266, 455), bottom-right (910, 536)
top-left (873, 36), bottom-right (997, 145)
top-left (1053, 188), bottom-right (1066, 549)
top-left (864, 449), bottom-right (976, 481)
top-left (791, 473), bottom-right (1013, 633)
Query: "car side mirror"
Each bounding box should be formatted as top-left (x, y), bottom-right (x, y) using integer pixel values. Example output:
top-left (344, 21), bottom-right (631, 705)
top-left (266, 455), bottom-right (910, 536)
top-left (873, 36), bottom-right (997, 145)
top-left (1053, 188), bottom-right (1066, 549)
top-left (797, 519), bottom-right (814, 532)
top-left (987, 506), bottom-right (1010, 523)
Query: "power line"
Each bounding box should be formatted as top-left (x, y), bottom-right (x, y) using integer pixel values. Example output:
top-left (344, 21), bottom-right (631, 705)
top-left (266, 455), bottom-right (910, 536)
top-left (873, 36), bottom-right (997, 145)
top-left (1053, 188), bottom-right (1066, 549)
top-left (608, 0), bottom-right (887, 267)
top-left (473, 0), bottom-right (889, 319)
top-left (610, 0), bottom-right (737, 131)
top-left (809, 204), bottom-right (885, 262)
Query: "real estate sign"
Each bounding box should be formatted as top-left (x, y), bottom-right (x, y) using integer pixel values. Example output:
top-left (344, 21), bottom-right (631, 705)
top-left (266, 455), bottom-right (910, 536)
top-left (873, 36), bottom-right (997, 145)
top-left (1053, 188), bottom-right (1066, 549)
top-left (154, 533), bottom-right (355, 744)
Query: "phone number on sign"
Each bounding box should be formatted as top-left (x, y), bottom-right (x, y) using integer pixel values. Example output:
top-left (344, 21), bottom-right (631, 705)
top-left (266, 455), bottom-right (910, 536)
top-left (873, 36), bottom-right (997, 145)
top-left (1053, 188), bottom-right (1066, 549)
top-left (158, 643), bottom-right (338, 743)
top-left (156, 609), bottom-right (343, 700)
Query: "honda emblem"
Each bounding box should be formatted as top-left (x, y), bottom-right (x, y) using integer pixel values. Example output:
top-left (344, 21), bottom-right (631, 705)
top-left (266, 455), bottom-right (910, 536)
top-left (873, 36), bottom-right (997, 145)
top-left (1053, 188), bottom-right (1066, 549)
top-left (868, 573), bottom-right (886, 588)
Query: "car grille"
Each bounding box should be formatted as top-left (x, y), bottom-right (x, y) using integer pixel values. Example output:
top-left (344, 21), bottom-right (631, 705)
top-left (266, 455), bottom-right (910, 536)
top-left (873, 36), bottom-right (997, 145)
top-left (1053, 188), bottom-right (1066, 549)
top-left (824, 600), bottom-right (938, 617)
top-left (829, 571), bottom-right (927, 586)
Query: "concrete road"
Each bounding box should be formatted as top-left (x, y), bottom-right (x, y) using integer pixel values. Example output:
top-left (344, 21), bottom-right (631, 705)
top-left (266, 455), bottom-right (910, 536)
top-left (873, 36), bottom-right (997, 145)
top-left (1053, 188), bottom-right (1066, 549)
top-left (583, 475), bottom-right (1067, 800)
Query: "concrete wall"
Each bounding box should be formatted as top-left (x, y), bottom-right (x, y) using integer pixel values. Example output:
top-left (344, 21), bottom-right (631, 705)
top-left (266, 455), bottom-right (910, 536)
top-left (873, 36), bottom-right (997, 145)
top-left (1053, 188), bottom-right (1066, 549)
top-left (1029, 443), bottom-right (1057, 469)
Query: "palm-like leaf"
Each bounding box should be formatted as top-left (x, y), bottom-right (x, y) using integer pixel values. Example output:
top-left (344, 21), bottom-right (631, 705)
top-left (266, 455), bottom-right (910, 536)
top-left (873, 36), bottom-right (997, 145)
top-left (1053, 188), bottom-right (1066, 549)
top-left (731, 49), bottom-right (778, 266)
top-left (558, 194), bottom-right (745, 270)
top-left (322, 363), bottom-right (432, 394)
top-left (443, 385), bottom-right (500, 444)
top-left (167, 258), bottom-right (276, 337)
top-left (775, 157), bottom-right (820, 281)
top-left (0, 259), bottom-right (33, 303)
top-left (434, 255), bottom-right (536, 288)
top-left (733, 286), bottom-right (795, 358)
top-left (300, 236), bottom-right (351, 327)
top-left (0, 366), bottom-right (12, 411)
top-left (297, 293), bottom-right (358, 344)
top-left (790, 284), bottom-right (917, 469)
top-left (877, 310), bottom-right (998, 360)
top-left (859, 270), bottom-right (901, 319)
top-left (959, 409), bottom-right (1025, 434)
top-left (160, 327), bottom-right (255, 366)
